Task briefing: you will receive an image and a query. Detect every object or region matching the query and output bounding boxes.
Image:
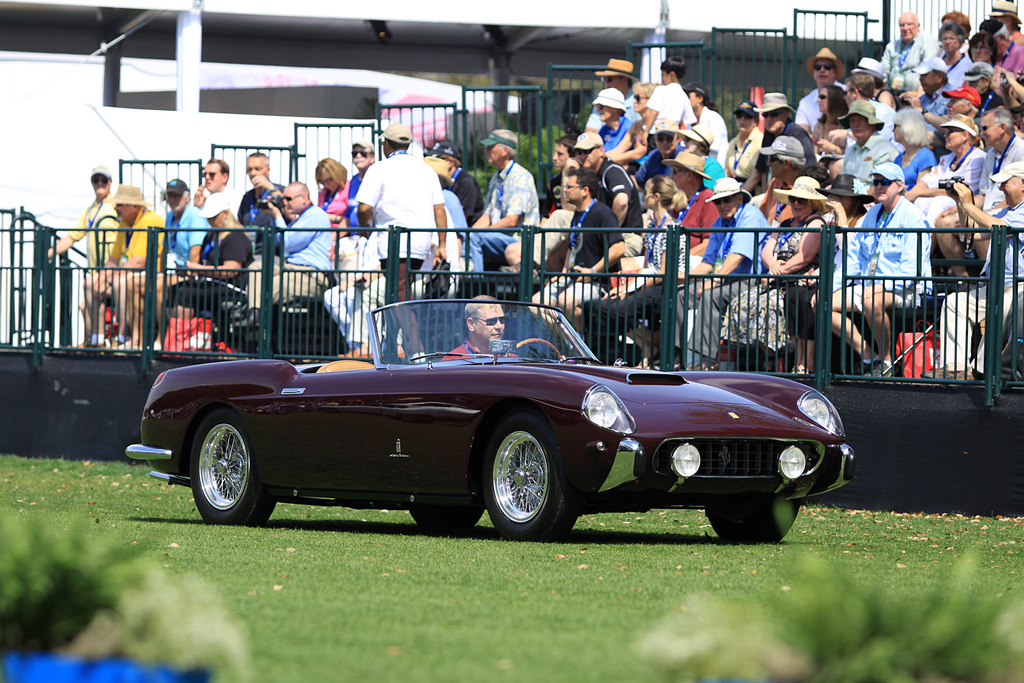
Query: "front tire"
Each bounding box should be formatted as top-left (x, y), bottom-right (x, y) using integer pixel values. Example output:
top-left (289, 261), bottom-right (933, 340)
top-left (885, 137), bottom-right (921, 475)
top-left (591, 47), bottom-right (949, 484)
top-left (706, 496), bottom-right (802, 543)
top-left (190, 408), bottom-right (276, 525)
top-left (483, 410), bottom-right (582, 541)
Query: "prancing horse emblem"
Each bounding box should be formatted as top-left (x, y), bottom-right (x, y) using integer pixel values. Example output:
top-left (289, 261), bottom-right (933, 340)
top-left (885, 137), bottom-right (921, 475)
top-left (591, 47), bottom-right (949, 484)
top-left (718, 445), bottom-right (731, 466)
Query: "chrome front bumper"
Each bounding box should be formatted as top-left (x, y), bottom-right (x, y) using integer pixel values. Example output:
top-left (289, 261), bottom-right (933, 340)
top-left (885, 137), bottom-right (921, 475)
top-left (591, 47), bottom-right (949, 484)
top-left (124, 444), bottom-right (173, 461)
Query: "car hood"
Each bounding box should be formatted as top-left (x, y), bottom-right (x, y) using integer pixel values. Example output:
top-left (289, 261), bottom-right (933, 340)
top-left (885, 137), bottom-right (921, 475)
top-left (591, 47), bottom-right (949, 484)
top-left (539, 364), bottom-right (829, 439)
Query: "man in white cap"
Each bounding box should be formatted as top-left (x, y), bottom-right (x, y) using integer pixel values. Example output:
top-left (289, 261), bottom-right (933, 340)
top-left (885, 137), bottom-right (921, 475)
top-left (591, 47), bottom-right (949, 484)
top-left (831, 162), bottom-right (931, 377)
top-left (926, 161), bottom-right (1024, 379)
top-left (796, 47), bottom-right (847, 132)
top-left (676, 177), bottom-right (769, 370)
top-left (49, 166), bottom-right (119, 268)
top-left (898, 57), bottom-right (950, 136)
top-left (881, 11), bottom-right (939, 93)
top-left (634, 119), bottom-right (685, 187)
top-left (356, 122), bottom-right (447, 297)
top-left (851, 57), bottom-right (899, 109)
top-left (585, 58), bottom-right (640, 133)
top-left (592, 88), bottom-right (630, 152)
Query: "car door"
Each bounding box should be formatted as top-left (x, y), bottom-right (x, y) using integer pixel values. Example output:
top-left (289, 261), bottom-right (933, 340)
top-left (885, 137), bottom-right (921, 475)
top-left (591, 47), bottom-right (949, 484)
top-left (264, 365), bottom-right (386, 491)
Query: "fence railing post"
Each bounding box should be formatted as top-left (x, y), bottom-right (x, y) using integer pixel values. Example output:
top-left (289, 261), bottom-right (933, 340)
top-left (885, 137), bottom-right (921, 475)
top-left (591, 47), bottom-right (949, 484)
top-left (815, 222), bottom-right (837, 391)
top-left (985, 223), bottom-right (1008, 405)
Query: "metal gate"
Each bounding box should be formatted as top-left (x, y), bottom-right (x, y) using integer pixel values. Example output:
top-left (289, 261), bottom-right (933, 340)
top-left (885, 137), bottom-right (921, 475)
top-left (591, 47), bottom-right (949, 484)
top-left (461, 85), bottom-right (544, 191)
top-left (118, 159), bottom-right (203, 214)
top-left (210, 144), bottom-right (295, 193)
top-left (292, 122), bottom-right (378, 189)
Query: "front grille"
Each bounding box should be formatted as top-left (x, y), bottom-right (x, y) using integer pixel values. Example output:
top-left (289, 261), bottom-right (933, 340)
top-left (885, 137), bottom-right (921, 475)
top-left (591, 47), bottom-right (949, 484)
top-left (654, 439), bottom-right (818, 477)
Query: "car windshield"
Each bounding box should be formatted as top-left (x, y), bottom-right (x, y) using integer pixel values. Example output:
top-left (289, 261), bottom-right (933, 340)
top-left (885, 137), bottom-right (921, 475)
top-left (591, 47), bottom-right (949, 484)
top-left (370, 300), bottom-right (597, 365)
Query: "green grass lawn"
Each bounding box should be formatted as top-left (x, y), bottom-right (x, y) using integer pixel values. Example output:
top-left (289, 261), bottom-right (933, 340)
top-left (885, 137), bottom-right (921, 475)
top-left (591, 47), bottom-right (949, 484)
top-left (3, 454), bottom-right (1023, 683)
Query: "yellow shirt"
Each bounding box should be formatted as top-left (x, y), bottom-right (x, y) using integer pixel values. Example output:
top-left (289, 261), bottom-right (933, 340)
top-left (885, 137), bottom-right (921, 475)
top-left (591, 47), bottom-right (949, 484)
top-left (109, 209), bottom-right (165, 266)
top-left (725, 128), bottom-right (764, 181)
top-left (65, 199), bottom-right (119, 268)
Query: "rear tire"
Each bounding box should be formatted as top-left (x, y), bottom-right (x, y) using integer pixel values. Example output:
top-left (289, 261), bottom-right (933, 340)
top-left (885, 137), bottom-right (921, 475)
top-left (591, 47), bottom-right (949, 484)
top-left (483, 410), bottom-right (582, 541)
top-left (706, 496), bottom-right (802, 543)
top-left (190, 408), bottom-right (276, 526)
top-left (409, 505), bottom-right (484, 532)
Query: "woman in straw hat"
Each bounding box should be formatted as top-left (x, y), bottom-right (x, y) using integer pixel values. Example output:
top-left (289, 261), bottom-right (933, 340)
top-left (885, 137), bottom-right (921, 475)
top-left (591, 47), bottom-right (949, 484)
top-left (722, 176), bottom-right (827, 373)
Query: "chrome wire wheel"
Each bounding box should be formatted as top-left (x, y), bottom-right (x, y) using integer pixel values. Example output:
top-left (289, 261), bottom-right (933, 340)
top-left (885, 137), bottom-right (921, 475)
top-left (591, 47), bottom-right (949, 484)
top-left (492, 430), bottom-right (549, 523)
top-left (197, 423), bottom-right (249, 510)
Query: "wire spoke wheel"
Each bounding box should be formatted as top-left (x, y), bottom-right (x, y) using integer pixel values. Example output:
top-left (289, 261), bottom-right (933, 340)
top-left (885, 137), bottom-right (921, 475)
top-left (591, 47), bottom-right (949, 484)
top-left (493, 431), bottom-right (549, 522)
top-left (198, 424), bottom-right (249, 510)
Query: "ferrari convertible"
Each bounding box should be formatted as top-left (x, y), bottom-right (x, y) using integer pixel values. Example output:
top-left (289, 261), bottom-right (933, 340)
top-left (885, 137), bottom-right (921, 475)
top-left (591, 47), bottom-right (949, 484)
top-left (126, 299), bottom-right (854, 542)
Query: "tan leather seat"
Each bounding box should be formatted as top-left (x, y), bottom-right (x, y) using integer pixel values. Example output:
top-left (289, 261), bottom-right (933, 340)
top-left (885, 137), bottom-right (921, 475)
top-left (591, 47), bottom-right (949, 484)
top-left (316, 359), bottom-right (375, 373)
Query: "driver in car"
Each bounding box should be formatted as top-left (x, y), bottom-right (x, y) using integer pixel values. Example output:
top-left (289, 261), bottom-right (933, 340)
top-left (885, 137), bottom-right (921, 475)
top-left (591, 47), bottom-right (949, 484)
top-left (448, 296), bottom-right (506, 358)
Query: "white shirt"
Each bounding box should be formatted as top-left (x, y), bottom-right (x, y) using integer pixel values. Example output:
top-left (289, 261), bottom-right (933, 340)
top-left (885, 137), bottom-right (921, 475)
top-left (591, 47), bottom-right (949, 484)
top-left (647, 82), bottom-right (697, 128)
top-left (981, 136), bottom-right (1024, 210)
top-left (698, 107), bottom-right (730, 165)
top-left (355, 151), bottom-right (444, 260)
top-left (795, 82), bottom-right (847, 130)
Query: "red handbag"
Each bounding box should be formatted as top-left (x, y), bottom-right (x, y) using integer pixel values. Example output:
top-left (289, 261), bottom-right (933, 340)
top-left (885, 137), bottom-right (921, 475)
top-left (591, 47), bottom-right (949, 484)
top-left (896, 322), bottom-right (938, 378)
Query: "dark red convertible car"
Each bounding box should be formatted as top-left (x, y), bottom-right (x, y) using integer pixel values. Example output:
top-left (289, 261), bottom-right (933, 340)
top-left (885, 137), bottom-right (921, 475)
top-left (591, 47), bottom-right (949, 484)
top-left (127, 299), bottom-right (854, 542)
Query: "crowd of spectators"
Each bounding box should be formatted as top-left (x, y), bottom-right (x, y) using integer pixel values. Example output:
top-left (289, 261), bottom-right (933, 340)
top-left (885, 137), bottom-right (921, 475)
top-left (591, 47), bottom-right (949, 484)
top-left (46, 4), bottom-right (1024, 379)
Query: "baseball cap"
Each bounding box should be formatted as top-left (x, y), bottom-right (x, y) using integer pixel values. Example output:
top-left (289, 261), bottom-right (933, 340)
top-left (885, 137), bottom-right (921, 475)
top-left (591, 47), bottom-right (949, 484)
top-left (479, 130), bottom-right (518, 149)
top-left (427, 140), bottom-right (461, 160)
top-left (964, 61), bottom-right (995, 82)
top-left (651, 119), bottom-right (680, 135)
top-left (943, 85), bottom-right (981, 108)
top-left (165, 179), bottom-right (189, 195)
top-left (872, 162), bottom-right (906, 183)
top-left (573, 131), bottom-right (603, 151)
top-left (758, 135), bottom-right (806, 164)
top-left (592, 88), bottom-right (626, 110)
top-left (382, 124), bottom-right (414, 145)
top-left (912, 56), bottom-right (949, 75)
top-left (91, 165), bottom-right (112, 180)
top-left (991, 160), bottom-right (1024, 183)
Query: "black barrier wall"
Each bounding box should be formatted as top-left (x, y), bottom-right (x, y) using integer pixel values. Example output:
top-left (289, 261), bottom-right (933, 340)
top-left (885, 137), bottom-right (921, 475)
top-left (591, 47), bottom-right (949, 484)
top-left (2, 353), bottom-right (1023, 517)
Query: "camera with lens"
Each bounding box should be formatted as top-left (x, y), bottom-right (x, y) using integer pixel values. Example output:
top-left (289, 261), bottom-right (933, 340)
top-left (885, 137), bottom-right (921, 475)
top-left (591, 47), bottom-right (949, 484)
top-left (256, 193), bottom-right (286, 212)
top-left (938, 176), bottom-right (965, 190)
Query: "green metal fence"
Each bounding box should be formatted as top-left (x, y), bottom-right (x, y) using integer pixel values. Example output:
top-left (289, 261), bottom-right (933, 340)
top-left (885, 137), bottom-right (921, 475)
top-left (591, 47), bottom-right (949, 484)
top-left (118, 159), bottom-right (203, 209)
top-left (210, 144), bottom-right (295, 193)
top-left (293, 122), bottom-right (379, 189)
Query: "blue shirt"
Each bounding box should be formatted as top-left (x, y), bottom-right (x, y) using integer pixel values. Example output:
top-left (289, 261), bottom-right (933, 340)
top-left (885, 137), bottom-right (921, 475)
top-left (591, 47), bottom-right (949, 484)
top-left (345, 174), bottom-right (363, 227)
top-left (701, 202), bottom-right (767, 276)
top-left (442, 188), bottom-right (468, 230)
top-left (273, 204), bottom-right (333, 271)
top-left (599, 115), bottom-right (630, 152)
top-left (164, 204), bottom-right (209, 267)
top-left (897, 146), bottom-right (938, 188)
top-left (919, 92), bottom-right (949, 133)
top-left (835, 196), bottom-right (932, 293)
top-left (986, 201), bottom-right (1024, 287)
top-left (634, 142), bottom-right (684, 186)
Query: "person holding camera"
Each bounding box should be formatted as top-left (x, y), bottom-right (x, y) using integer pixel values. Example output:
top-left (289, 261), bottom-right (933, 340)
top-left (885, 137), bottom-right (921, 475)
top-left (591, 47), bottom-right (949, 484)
top-left (907, 115), bottom-right (987, 224)
top-left (237, 152), bottom-right (285, 230)
top-left (245, 181), bottom-right (332, 313)
top-left (924, 162), bottom-right (1024, 379)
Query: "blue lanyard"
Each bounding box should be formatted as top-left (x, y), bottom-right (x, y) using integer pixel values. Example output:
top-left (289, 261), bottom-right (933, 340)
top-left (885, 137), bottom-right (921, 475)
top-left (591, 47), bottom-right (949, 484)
top-left (897, 40), bottom-right (915, 69)
top-left (647, 214), bottom-right (668, 263)
top-left (451, 168), bottom-right (462, 183)
top-left (981, 90), bottom-right (996, 114)
top-left (460, 338), bottom-right (481, 357)
top-left (678, 191), bottom-right (700, 221)
top-left (571, 200), bottom-right (595, 247)
top-left (251, 190), bottom-right (269, 222)
top-left (201, 233), bottom-right (217, 264)
top-left (86, 202), bottom-right (105, 230)
top-left (320, 189), bottom-right (337, 213)
top-left (950, 145), bottom-right (975, 171)
top-left (995, 137), bottom-right (1016, 174)
top-left (733, 138), bottom-right (752, 172)
top-left (496, 160), bottom-right (516, 208)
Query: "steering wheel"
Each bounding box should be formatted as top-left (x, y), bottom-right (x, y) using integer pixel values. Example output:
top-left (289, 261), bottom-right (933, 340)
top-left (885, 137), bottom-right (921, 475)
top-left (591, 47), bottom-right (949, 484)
top-left (516, 338), bottom-right (561, 357)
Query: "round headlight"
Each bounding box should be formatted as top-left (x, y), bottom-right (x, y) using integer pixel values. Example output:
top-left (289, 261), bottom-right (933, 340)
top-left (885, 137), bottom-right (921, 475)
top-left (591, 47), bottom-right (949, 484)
top-left (798, 390), bottom-right (844, 437)
top-left (779, 445), bottom-right (807, 479)
top-left (671, 443), bottom-right (701, 478)
top-left (582, 384), bottom-right (636, 434)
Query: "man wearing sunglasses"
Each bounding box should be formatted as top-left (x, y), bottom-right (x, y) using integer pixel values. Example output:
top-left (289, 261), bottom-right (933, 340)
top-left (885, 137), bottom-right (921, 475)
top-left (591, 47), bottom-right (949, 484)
top-left (634, 119), bottom-right (685, 188)
top-left (49, 166), bottom-right (119, 267)
top-left (796, 48), bottom-right (846, 132)
top-left (831, 162), bottom-right (932, 377)
top-left (247, 181), bottom-right (333, 313)
top-left (193, 159), bottom-right (241, 217)
top-left (449, 296), bottom-right (507, 358)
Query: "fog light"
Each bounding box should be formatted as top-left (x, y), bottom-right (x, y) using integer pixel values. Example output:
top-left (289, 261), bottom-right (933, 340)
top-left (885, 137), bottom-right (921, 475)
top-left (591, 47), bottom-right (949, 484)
top-left (779, 446), bottom-right (807, 479)
top-left (671, 443), bottom-right (701, 478)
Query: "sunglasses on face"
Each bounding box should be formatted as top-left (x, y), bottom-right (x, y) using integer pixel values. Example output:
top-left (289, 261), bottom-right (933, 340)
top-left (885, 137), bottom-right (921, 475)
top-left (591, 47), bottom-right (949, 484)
top-left (352, 150), bottom-right (371, 157)
top-left (571, 148), bottom-right (591, 156)
top-left (282, 194), bottom-right (303, 201)
top-left (814, 63), bottom-right (836, 71)
top-left (91, 176), bottom-right (109, 185)
top-left (474, 316), bottom-right (505, 326)
top-left (872, 177), bottom-right (895, 187)
top-left (791, 197), bottom-right (810, 205)
top-left (762, 111), bottom-right (786, 119)
top-left (712, 196), bottom-right (735, 206)
top-left (735, 112), bottom-right (755, 119)
top-left (818, 94), bottom-right (828, 100)
top-left (655, 134), bottom-right (676, 143)
top-left (204, 171), bottom-right (220, 178)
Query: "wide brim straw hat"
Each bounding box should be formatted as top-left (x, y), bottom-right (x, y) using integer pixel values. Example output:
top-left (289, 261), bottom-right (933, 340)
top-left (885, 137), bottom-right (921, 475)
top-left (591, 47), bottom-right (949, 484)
top-left (774, 177), bottom-right (829, 212)
top-left (111, 184), bottom-right (150, 207)
top-left (805, 47), bottom-right (846, 79)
